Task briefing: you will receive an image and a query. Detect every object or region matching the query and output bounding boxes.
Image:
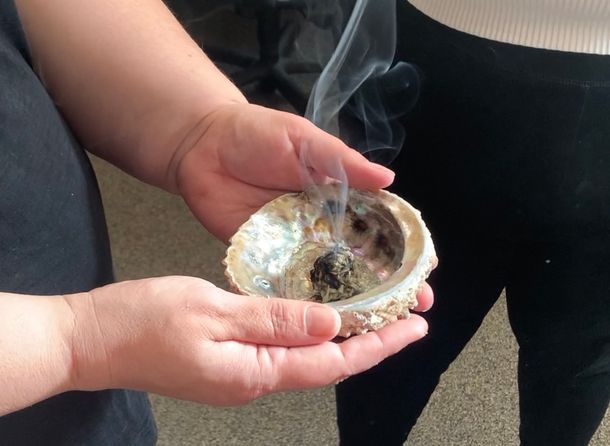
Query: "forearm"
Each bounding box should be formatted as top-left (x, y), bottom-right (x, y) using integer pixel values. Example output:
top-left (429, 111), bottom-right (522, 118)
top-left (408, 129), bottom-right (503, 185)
top-left (0, 292), bottom-right (76, 415)
top-left (14, 0), bottom-right (247, 192)
top-left (0, 282), bottom-right (151, 416)
top-left (0, 277), bottom-right (430, 413)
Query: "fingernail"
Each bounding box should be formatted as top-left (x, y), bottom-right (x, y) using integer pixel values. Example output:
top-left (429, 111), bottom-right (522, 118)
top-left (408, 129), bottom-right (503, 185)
top-left (371, 163), bottom-right (395, 178)
top-left (306, 306), bottom-right (340, 337)
top-left (418, 324), bottom-right (429, 338)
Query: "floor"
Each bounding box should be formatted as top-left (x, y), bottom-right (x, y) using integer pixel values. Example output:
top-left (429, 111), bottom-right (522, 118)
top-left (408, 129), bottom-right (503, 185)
top-left (89, 2), bottom-right (609, 444)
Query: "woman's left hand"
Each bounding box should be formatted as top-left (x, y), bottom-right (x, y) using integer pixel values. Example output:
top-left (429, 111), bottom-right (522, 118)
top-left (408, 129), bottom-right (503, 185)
top-left (173, 103), bottom-right (395, 242)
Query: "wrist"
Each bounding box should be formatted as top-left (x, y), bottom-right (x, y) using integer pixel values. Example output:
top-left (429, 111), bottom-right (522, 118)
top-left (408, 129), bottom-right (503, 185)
top-left (165, 99), bottom-right (247, 195)
top-left (62, 289), bottom-right (118, 391)
top-left (62, 280), bottom-right (168, 393)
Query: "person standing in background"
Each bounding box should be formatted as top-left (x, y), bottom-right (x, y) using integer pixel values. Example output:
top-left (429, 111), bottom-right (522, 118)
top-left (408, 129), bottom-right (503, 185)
top-left (337, 1), bottom-right (610, 445)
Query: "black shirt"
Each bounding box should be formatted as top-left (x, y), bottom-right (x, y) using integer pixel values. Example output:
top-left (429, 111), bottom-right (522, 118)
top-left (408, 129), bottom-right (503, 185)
top-left (0, 1), bottom-right (156, 444)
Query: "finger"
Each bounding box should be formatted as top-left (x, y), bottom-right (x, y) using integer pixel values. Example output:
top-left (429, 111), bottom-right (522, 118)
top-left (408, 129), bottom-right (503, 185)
top-left (413, 281), bottom-right (434, 312)
top-left (222, 109), bottom-right (394, 192)
top-left (261, 315), bottom-right (428, 392)
top-left (213, 291), bottom-right (341, 346)
top-left (334, 314), bottom-right (429, 377)
top-left (296, 124), bottom-right (395, 190)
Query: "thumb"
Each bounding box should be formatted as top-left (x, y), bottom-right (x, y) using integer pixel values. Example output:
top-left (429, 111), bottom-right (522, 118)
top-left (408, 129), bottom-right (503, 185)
top-left (216, 291), bottom-right (341, 346)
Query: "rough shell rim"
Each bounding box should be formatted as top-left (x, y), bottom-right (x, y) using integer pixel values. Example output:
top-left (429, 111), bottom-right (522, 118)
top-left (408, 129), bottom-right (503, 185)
top-left (223, 187), bottom-right (437, 337)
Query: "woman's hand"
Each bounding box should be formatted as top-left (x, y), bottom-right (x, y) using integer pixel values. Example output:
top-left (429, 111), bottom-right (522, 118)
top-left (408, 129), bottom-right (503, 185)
top-left (173, 103), bottom-right (395, 242)
top-left (66, 276), bottom-right (432, 406)
top-left (16, 0), bottom-right (393, 244)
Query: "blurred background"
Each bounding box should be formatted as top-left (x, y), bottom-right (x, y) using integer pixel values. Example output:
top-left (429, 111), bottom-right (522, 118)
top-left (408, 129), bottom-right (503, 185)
top-left (90, 1), bottom-right (609, 444)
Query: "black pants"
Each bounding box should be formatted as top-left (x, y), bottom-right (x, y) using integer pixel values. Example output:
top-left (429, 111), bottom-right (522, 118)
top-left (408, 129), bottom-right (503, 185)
top-left (336, 3), bottom-right (610, 445)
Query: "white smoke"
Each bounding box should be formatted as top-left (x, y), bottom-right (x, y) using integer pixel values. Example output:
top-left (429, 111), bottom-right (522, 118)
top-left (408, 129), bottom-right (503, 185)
top-left (304, 0), bottom-right (419, 164)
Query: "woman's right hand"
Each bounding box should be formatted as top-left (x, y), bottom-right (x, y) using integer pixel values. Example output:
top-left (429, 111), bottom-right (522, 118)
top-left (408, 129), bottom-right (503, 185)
top-left (65, 276), bottom-right (432, 405)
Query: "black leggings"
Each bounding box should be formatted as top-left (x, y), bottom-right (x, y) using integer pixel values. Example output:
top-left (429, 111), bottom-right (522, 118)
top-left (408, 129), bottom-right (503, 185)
top-left (336, 3), bottom-right (610, 445)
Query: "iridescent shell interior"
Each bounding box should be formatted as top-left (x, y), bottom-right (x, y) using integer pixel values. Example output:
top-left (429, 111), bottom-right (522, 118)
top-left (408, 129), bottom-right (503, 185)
top-left (224, 184), bottom-right (437, 337)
